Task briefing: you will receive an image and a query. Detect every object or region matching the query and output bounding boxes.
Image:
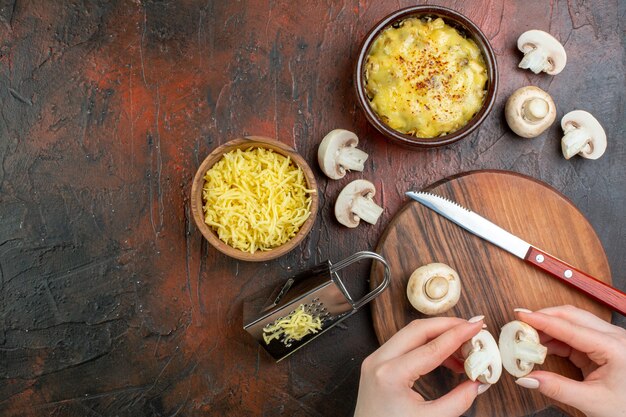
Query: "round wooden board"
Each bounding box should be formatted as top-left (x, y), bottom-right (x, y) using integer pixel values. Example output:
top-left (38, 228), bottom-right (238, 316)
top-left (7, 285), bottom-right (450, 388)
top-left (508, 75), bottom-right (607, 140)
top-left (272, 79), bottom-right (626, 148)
top-left (369, 170), bottom-right (612, 417)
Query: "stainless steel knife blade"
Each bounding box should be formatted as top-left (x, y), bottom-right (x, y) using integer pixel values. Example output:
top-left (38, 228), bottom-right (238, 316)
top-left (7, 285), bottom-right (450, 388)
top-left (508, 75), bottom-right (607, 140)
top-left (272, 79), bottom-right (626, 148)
top-left (405, 191), bottom-right (530, 258)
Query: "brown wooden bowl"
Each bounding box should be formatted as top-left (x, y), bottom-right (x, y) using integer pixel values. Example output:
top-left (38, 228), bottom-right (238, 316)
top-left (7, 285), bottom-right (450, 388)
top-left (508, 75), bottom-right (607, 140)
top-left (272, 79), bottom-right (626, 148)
top-left (355, 5), bottom-right (498, 149)
top-left (190, 136), bottom-right (319, 262)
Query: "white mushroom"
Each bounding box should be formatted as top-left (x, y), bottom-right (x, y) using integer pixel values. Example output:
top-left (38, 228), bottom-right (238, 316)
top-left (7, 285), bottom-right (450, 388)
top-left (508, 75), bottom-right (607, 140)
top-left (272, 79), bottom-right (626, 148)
top-left (517, 30), bottom-right (567, 75)
top-left (318, 129), bottom-right (369, 179)
top-left (406, 263), bottom-right (461, 315)
top-left (499, 320), bottom-right (547, 378)
top-left (462, 330), bottom-right (503, 384)
top-left (505, 86), bottom-right (556, 138)
top-left (334, 180), bottom-right (383, 228)
top-left (561, 110), bottom-right (607, 160)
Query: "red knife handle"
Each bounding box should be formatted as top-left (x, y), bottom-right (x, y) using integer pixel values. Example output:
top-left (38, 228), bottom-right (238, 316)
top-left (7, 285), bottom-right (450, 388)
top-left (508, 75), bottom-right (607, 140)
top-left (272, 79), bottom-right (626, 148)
top-left (525, 247), bottom-right (626, 316)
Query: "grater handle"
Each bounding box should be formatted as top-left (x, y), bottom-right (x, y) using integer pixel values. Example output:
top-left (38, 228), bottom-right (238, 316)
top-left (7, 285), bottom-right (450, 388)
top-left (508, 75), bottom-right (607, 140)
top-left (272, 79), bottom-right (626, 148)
top-left (330, 251), bottom-right (391, 310)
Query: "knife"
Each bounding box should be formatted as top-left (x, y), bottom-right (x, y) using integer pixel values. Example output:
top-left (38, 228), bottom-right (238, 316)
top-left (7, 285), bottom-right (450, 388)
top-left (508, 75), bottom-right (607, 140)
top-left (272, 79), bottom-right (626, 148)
top-left (406, 191), bottom-right (626, 316)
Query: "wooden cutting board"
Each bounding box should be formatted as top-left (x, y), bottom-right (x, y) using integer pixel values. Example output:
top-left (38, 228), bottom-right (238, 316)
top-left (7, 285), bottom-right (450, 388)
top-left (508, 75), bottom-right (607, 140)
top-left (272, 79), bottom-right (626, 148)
top-left (369, 170), bottom-right (612, 417)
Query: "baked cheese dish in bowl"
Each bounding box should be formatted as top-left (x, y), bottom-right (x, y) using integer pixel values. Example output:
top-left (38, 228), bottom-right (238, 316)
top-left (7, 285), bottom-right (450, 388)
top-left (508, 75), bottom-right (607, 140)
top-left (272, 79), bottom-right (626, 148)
top-left (355, 6), bottom-right (498, 148)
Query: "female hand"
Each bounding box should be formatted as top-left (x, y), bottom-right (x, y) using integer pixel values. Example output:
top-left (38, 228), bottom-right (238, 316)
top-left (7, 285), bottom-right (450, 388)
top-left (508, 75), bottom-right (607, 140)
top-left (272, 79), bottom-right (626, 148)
top-left (354, 316), bottom-right (489, 417)
top-left (514, 305), bottom-right (626, 417)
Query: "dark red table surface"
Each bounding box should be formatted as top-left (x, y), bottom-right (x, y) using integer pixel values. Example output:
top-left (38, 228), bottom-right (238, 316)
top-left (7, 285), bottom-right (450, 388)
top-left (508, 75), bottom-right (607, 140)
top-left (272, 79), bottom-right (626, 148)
top-left (1, 1), bottom-right (624, 416)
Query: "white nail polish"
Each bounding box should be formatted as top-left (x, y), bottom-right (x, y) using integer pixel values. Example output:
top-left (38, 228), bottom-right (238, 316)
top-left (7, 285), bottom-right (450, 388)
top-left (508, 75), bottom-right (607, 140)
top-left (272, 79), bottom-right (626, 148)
top-left (514, 308), bottom-right (533, 314)
top-left (477, 383), bottom-right (491, 395)
top-left (468, 315), bottom-right (485, 323)
top-left (515, 377), bottom-right (540, 389)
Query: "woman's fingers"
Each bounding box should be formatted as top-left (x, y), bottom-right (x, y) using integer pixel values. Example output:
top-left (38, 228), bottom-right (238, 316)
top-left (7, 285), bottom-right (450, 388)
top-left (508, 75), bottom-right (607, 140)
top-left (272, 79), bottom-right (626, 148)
top-left (534, 305), bottom-right (615, 333)
top-left (371, 317), bottom-right (471, 363)
top-left (516, 311), bottom-right (612, 364)
top-left (542, 339), bottom-right (569, 356)
top-left (517, 371), bottom-right (599, 414)
top-left (441, 355), bottom-right (465, 374)
top-left (423, 380), bottom-right (482, 416)
top-left (542, 339), bottom-right (595, 372)
top-left (538, 331), bottom-right (554, 345)
top-left (396, 321), bottom-right (483, 379)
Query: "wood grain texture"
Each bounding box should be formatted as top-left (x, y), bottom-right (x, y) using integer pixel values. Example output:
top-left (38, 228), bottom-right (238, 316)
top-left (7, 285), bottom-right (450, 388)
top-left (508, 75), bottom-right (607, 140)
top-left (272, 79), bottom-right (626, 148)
top-left (370, 170), bottom-right (612, 417)
top-left (0, 1), bottom-right (624, 416)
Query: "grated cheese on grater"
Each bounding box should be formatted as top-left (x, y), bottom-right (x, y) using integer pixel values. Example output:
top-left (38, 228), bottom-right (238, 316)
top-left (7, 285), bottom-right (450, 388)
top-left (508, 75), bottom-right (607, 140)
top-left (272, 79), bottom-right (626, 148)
top-left (202, 147), bottom-right (313, 253)
top-left (262, 304), bottom-right (323, 346)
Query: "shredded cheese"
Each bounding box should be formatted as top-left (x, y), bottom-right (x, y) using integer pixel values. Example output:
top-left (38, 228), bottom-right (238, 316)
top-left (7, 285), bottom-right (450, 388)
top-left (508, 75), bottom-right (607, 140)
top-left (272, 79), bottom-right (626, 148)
top-left (262, 304), bottom-right (323, 346)
top-left (202, 147), bottom-right (313, 253)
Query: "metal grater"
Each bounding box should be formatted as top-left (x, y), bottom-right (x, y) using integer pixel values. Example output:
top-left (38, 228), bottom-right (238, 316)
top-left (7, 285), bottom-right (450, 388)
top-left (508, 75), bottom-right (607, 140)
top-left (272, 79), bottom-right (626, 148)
top-left (244, 251), bottom-right (391, 361)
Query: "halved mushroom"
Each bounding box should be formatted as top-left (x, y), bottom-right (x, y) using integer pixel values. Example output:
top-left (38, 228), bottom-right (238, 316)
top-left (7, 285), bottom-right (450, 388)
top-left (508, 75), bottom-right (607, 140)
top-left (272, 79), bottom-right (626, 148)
top-left (334, 180), bottom-right (383, 228)
top-left (318, 129), bottom-right (369, 179)
top-left (462, 330), bottom-right (503, 384)
top-left (561, 110), bottom-right (607, 160)
top-left (499, 320), bottom-right (547, 377)
top-left (406, 263), bottom-right (461, 315)
top-left (517, 30), bottom-right (567, 75)
top-left (505, 86), bottom-right (556, 138)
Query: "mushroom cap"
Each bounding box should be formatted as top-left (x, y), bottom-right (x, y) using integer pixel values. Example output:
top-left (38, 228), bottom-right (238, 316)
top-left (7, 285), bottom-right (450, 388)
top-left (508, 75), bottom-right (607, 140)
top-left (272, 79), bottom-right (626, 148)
top-left (406, 263), bottom-right (461, 315)
top-left (505, 86), bottom-right (556, 138)
top-left (462, 330), bottom-right (502, 384)
top-left (517, 30), bottom-right (567, 75)
top-left (318, 129), bottom-right (359, 179)
top-left (334, 179), bottom-right (376, 228)
top-left (561, 110), bottom-right (607, 159)
top-left (499, 320), bottom-right (546, 377)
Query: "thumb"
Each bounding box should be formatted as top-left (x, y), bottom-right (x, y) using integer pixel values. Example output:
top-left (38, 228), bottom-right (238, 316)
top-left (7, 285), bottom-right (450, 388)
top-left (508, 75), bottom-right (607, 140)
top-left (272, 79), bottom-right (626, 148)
top-left (423, 380), bottom-right (481, 417)
top-left (517, 371), bottom-right (597, 412)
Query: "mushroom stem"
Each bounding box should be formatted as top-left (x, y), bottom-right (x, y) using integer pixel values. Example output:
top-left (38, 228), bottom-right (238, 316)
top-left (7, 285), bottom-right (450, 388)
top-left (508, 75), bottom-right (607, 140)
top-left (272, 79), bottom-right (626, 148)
top-left (462, 330), bottom-right (502, 384)
top-left (336, 147), bottom-right (368, 173)
top-left (505, 86), bottom-right (556, 138)
top-left (562, 128), bottom-right (593, 159)
top-left (523, 98), bottom-right (549, 122)
top-left (499, 321), bottom-right (547, 377)
top-left (351, 195), bottom-right (383, 225)
top-left (516, 340), bottom-right (548, 365)
top-left (517, 30), bottom-right (567, 75)
top-left (407, 263), bottom-right (461, 315)
top-left (424, 276), bottom-right (449, 300)
top-left (318, 129), bottom-right (369, 179)
top-left (560, 110), bottom-right (606, 160)
top-left (464, 350), bottom-right (492, 381)
top-left (519, 48), bottom-right (550, 74)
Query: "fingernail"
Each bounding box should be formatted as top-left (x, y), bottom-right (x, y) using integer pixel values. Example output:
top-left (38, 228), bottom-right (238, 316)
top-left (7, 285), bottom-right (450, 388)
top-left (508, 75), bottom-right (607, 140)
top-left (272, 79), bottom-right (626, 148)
top-left (514, 308), bottom-right (533, 314)
top-left (468, 315), bottom-right (484, 323)
top-left (477, 383), bottom-right (491, 395)
top-left (482, 323), bottom-right (487, 329)
top-left (515, 377), bottom-right (540, 389)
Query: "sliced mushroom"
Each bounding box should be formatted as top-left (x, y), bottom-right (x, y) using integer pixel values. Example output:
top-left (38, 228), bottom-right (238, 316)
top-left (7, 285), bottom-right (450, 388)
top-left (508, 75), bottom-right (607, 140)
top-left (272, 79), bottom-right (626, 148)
top-left (318, 129), bottom-right (369, 179)
top-left (517, 30), bottom-right (567, 75)
top-left (406, 263), bottom-right (461, 315)
top-left (499, 320), bottom-right (547, 378)
top-left (462, 330), bottom-right (503, 384)
top-left (505, 86), bottom-right (556, 138)
top-left (561, 110), bottom-right (607, 160)
top-left (334, 180), bottom-right (383, 228)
